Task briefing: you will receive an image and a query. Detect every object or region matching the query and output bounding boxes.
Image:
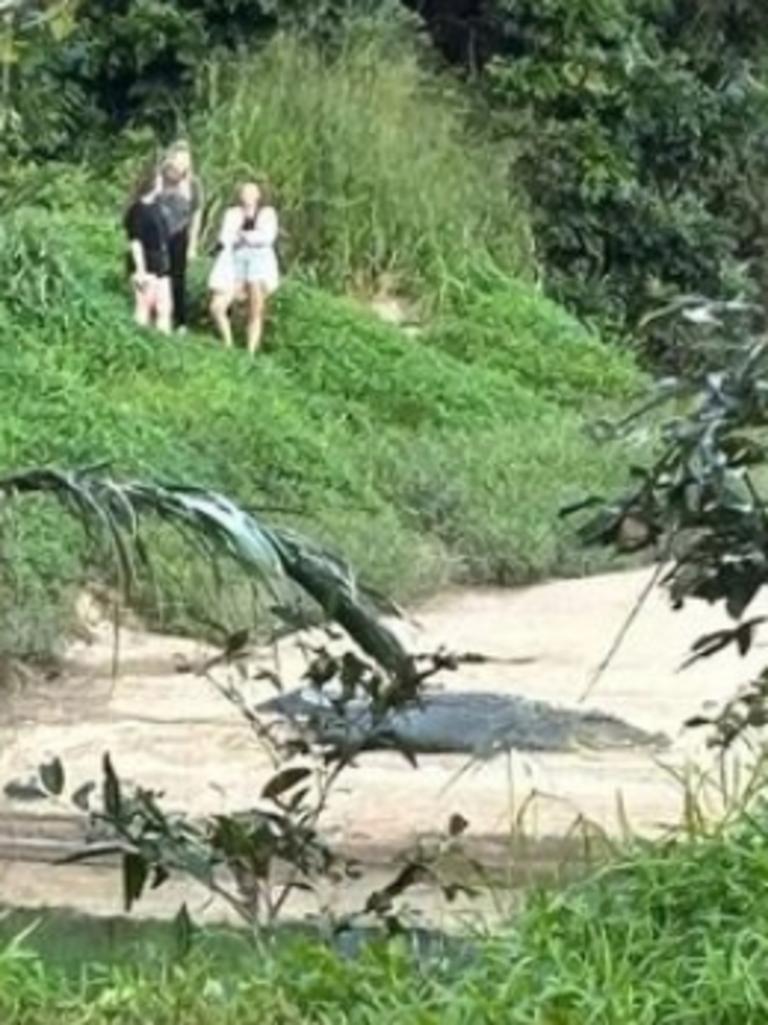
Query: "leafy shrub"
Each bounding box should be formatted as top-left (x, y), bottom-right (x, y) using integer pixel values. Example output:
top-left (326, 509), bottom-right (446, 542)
top-left (268, 284), bottom-right (547, 429)
top-left (426, 275), bottom-right (641, 408)
top-left (27, 0), bottom-right (404, 136)
top-left (481, 0), bottom-right (768, 365)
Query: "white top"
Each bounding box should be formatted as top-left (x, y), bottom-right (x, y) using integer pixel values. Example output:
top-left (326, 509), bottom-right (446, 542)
top-left (208, 204), bottom-right (281, 294)
top-left (218, 205), bottom-right (278, 250)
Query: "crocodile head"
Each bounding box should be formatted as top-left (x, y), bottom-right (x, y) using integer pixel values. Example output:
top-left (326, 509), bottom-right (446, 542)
top-left (571, 711), bottom-right (670, 752)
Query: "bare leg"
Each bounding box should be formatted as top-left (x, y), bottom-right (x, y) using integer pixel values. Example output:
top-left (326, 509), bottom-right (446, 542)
top-left (210, 291), bottom-right (234, 348)
top-left (246, 282), bottom-right (266, 355)
top-left (133, 280), bottom-right (151, 329)
top-left (155, 277), bottom-right (173, 336)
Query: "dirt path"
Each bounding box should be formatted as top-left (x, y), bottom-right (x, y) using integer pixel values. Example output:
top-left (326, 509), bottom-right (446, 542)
top-left (0, 567), bottom-right (761, 926)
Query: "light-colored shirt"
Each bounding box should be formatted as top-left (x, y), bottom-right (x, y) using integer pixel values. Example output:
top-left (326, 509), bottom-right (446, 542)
top-left (218, 205), bottom-right (278, 250)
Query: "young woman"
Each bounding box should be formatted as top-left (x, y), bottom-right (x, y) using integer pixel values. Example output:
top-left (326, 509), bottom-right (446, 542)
top-left (157, 141), bottom-right (204, 333)
top-left (208, 182), bottom-right (280, 354)
top-left (124, 167), bottom-right (173, 334)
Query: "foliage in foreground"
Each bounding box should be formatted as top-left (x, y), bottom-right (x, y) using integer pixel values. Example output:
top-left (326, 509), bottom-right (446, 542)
top-left (2, 809), bottom-right (768, 1023)
top-left (0, 207), bottom-right (639, 656)
top-left (1, 468), bottom-right (480, 930)
top-left (568, 300), bottom-right (768, 747)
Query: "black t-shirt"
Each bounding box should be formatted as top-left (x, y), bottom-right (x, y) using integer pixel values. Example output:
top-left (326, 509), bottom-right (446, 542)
top-left (124, 200), bottom-right (171, 276)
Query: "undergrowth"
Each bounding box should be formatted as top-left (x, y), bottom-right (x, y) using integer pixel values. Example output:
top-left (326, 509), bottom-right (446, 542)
top-left (2, 809), bottom-right (768, 1023)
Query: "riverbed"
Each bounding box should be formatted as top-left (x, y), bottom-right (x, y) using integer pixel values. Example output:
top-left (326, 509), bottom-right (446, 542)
top-left (0, 567), bottom-right (761, 928)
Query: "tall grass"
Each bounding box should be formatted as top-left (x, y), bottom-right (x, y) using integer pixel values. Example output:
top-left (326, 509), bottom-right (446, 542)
top-left (193, 27), bottom-right (533, 300)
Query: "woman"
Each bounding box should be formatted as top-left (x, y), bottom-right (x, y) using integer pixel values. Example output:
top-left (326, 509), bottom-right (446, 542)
top-left (157, 140), bottom-right (204, 333)
top-left (208, 182), bottom-right (280, 354)
top-left (124, 167), bottom-right (173, 334)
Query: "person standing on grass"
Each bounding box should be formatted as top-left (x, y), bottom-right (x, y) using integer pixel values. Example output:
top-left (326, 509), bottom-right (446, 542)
top-left (157, 140), bottom-right (204, 334)
top-left (124, 167), bottom-right (173, 335)
top-left (208, 181), bottom-right (280, 355)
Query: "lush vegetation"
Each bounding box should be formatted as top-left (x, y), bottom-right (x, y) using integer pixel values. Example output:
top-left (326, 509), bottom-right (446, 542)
top-left (476, 0), bottom-right (768, 361)
top-left (0, 206), bottom-right (636, 652)
top-left (1, 3), bottom-right (768, 1019)
top-left (0, 27), bottom-right (641, 657)
top-left (1, 806), bottom-right (768, 1023)
top-left (5, 1), bottom-right (768, 358)
top-left (192, 30), bottom-right (533, 299)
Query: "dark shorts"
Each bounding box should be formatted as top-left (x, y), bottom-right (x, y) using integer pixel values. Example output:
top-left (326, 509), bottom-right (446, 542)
top-left (125, 250), bottom-right (170, 277)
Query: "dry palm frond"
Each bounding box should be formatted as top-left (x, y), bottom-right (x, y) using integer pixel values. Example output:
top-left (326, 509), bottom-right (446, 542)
top-left (0, 466), bottom-right (417, 686)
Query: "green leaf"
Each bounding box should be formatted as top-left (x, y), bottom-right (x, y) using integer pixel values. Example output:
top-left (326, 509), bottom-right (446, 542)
top-left (151, 865), bottom-right (170, 890)
top-left (39, 757), bottom-right (65, 796)
top-left (57, 843), bottom-right (125, 865)
top-left (123, 852), bottom-right (149, 911)
top-left (261, 767), bottom-right (312, 801)
top-left (448, 813), bottom-right (469, 837)
top-left (174, 903), bottom-right (195, 958)
top-left (71, 781), bottom-right (95, 812)
top-left (102, 753), bottom-right (122, 818)
top-left (4, 778), bottom-right (47, 802)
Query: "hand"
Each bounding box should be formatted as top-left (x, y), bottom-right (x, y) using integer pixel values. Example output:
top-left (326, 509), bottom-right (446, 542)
top-left (188, 244), bottom-right (198, 261)
top-left (132, 271), bottom-right (149, 289)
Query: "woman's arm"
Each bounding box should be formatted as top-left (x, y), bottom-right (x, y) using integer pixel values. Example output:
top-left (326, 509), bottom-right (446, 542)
top-left (243, 207), bottom-right (278, 247)
top-left (218, 207), bottom-right (242, 249)
top-left (188, 178), bottom-right (204, 259)
top-left (129, 239), bottom-right (147, 278)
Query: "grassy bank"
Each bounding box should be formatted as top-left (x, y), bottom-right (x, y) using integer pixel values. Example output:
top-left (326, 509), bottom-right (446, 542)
top-left (1, 811), bottom-right (766, 1023)
top-left (0, 27), bottom-right (644, 653)
top-left (0, 203), bottom-right (639, 652)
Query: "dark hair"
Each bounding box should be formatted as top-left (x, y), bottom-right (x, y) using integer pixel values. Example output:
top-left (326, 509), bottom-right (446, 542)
top-left (128, 162), bottom-right (160, 210)
top-left (236, 174), bottom-right (275, 205)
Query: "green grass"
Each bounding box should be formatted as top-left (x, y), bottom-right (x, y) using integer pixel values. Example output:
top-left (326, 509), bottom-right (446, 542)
top-left (2, 811), bottom-right (768, 1023)
top-left (0, 204), bottom-right (640, 652)
top-left (0, 23), bottom-right (645, 652)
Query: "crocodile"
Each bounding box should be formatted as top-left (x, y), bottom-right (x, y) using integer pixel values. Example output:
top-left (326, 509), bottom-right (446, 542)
top-left (256, 687), bottom-right (670, 756)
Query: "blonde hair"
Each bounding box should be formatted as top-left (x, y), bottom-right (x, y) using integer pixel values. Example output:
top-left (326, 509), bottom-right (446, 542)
top-left (160, 158), bottom-right (185, 186)
top-left (166, 138), bottom-right (191, 157)
top-left (163, 140), bottom-right (194, 180)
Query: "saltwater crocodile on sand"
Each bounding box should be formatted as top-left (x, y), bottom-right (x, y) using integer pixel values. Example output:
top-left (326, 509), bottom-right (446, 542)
top-left (257, 687), bottom-right (670, 756)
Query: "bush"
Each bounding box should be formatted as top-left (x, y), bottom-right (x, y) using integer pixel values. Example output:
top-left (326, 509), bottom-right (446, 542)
top-left (481, 0), bottom-right (768, 365)
top-left (426, 273), bottom-right (640, 408)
